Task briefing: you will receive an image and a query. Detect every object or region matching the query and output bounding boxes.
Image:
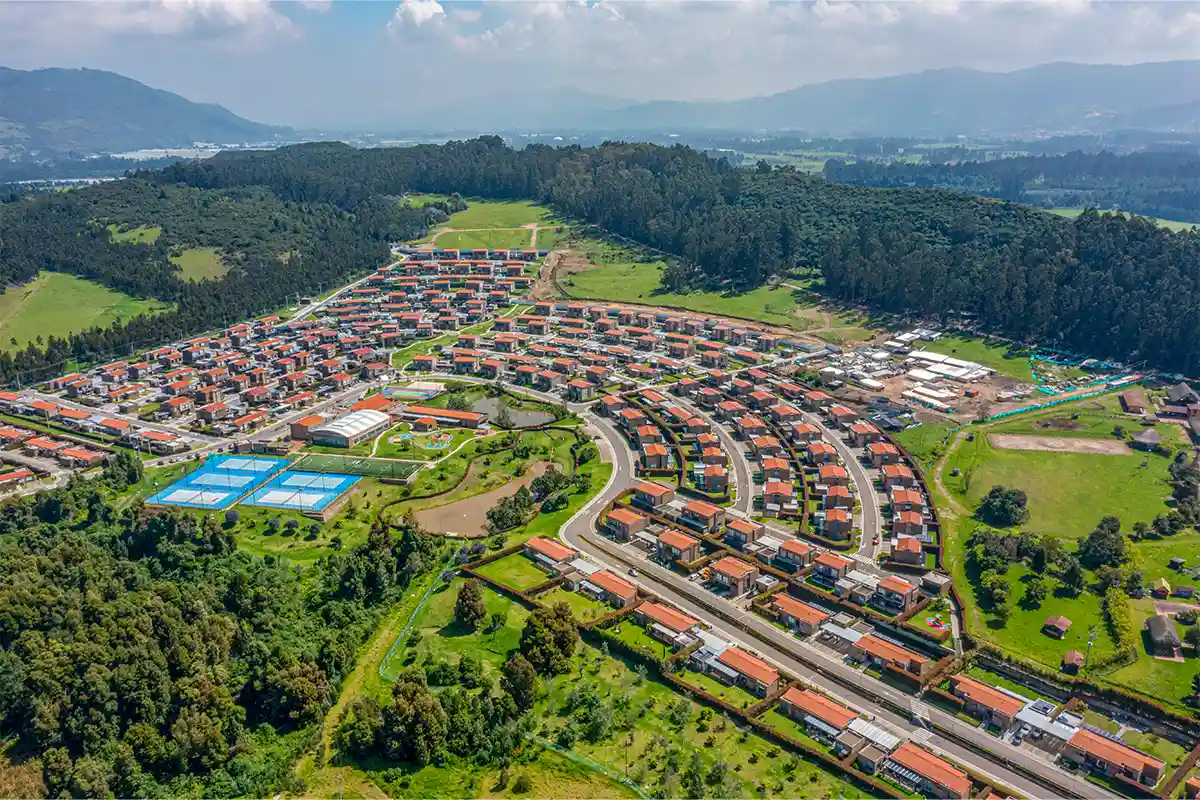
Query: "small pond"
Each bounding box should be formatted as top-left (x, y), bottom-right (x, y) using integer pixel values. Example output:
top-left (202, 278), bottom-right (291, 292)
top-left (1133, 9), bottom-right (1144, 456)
top-left (472, 396), bottom-right (554, 428)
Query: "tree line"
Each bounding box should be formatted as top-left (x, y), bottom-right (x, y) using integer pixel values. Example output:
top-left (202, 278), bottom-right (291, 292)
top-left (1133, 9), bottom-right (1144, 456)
top-left (824, 150), bottom-right (1200, 221)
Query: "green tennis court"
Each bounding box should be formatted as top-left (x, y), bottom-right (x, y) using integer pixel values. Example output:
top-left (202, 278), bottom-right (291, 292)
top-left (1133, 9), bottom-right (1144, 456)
top-left (292, 454), bottom-right (421, 479)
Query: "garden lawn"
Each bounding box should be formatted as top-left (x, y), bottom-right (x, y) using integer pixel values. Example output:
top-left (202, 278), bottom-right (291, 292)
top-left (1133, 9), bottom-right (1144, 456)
top-left (386, 577), bottom-right (531, 682)
top-left (944, 433), bottom-right (1174, 539)
top-left (474, 553), bottom-right (552, 591)
top-left (923, 334), bottom-right (1034, 381)
top-left (676, 668), bottom-right (760, 711)
top-left (0, 271), bottom-right (174, 352)
top-left (538, 587), bottom-right (611, 622)
top-left (1119, 726), bottom-right (1191, 770)
top-left (107, 223), bottom-right (162, 244)
top-left (608, 619), bottom-right (671, 657)
top-left (445, 200), bottom-right (551, 230)
top-left (758, 707), bottom-right (832, 754)
top-left (170, 247), bottom-right (228, 281)
top-left (435, 229), bottom-right (532, 252)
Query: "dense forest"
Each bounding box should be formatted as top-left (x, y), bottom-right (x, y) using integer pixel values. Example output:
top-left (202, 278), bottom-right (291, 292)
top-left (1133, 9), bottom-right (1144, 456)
top-left (5, 137), bottom-right (1200, 379)
top-left (0, 455), bottom-right (446, 796)
top-left (153, 138), bottom-right (1200, 372)
top-left (0, 177), bottom-right (432, 386)
top-left (823, 150), bottom-right (1200, 221)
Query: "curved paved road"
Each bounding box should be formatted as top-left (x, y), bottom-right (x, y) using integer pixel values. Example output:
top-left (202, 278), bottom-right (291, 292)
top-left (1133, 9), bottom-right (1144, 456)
top-left (560, 409), bottom-right (1111, 800)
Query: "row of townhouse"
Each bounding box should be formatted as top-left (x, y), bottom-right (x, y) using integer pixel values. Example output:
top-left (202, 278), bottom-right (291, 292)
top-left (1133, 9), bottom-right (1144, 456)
top-left (0, 394), bottom-right (193, 456)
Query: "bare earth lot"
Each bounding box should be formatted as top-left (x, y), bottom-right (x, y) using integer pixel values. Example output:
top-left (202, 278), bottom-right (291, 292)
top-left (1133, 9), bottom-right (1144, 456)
top-left (414, 461), bottom-right (548, 537)
top-left (988, 433), bottom-right (1131, 455)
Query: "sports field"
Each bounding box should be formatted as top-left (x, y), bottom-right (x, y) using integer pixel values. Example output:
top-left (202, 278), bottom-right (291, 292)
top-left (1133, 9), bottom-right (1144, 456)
top-left (0, 271), bottom-right (174, 352)
top-left (292, 453), bottom-right (421, 479)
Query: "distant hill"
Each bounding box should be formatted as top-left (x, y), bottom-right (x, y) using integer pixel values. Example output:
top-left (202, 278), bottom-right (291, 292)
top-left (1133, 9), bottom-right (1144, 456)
top-left (576, 61), bottom-right (1200, 136)
top-left (0, 67), bottom-right (290, 158)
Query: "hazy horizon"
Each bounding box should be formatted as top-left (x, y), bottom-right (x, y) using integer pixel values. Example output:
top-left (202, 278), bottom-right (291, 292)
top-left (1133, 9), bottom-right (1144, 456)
top-left (4, 1), bottom-right (1200, 129)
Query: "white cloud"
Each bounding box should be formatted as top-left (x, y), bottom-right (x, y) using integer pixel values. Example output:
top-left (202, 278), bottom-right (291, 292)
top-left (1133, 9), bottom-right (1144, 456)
top-left (389, 0), bottom-right (446, 30)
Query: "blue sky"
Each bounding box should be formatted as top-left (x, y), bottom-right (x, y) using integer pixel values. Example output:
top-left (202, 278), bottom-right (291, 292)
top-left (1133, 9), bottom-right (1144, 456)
top-left (3, 1), bottom-right (1200, 129)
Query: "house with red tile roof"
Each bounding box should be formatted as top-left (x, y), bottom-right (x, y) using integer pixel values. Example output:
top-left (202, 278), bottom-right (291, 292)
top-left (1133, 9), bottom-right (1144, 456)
top-left (779, 687), bottom-right (857, 739)
top-left (582, 570), bottom-right (637, 609)
top-left (948, 675), bottom-right (1024, 729)
top-left (883, 743), bottom-right (970, 799)
top-left (523, 536), bottom-right (578, 569)
top-left (710, 556), bottom-right (758, 595)
top-left (714, 646), bottom-right (779, 696)
top-left (852, 635), bottom-right (932, 677)
top-left (606, 507), bottom-right (647, 541)
top-left (657, 529), bottom-right (701, 564)
top-left (680, 499), bottom-right (724, 533)
top-left (773, 594), bottom-right (830, 635)
top-left (632, 480), bottom-right (675, 511)
top-left (1062, 728), bottom-right (1164, 788)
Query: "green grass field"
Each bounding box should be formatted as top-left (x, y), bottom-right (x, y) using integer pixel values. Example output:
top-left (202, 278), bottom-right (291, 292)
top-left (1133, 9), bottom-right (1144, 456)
top-left (892, 423), bottom-right (955, 472)
top-left (537, 225), bottom-right (570, 250)
top-left (562, 238), bottom-right (839, 332)
top-left (923, 334), bottom-right (1034, 381)
top-left (435, 229), bottom-right (533, 251)
top-left (0, 271), bottom-right (174, 352)
top-left (170, 247), bottom-right (228, 281)
top-left (405, 193), bottom-right (456, 207)
top-left (474, 552), bottom-right (552, 590)
top-left (988, 394), bottom-right (1183, 443)
top-left (944, 432), bottom-right (1175, 540)
top-left (538, 587), bottom-right (611, 622)
top-left (1047, 207), bottom-right (1198, 232)
top-left (107, 223), bottom-right (162, 244)
top-left (446, 199), bottom-right (551, 230)
top-left (380, 577), bottom-right (532, 681)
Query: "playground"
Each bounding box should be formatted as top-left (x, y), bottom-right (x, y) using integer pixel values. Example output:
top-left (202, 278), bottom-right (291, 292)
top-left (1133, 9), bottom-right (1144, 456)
top-left (373, 423), bottom-right (479, 461)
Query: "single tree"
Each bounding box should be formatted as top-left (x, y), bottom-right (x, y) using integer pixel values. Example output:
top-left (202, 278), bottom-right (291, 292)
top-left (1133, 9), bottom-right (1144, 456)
top-left (454, 579), bottom-right (487, 631)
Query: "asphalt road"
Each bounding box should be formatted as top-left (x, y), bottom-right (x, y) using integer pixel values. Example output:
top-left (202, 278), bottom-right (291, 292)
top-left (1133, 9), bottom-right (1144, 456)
top-left (804, 410), bottom-right (882, 561)
top-left (562, 410), bottom-right (1111, 800)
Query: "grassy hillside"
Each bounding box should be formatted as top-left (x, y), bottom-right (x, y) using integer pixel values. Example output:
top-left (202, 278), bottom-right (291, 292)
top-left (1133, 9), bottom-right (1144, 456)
top-left (170, 247), bottom-right (228, 282)
top-left (0, 271), bottom-right (173, 351)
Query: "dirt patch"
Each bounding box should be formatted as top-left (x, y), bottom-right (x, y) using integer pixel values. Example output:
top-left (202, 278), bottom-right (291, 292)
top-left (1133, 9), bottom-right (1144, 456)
top-left (415, 461), bottom-right (549, 538)
top-left (988, 433), bottom-right (1132, 455)
top-left (1037, 417), bottom-right (1088, 431)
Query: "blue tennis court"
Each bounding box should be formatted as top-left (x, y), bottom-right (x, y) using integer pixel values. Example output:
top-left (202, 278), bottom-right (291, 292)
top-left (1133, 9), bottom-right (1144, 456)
top-left (241, 470), bottom-right (360, 512)
top-left (146, 454), bottom-right (289, 510)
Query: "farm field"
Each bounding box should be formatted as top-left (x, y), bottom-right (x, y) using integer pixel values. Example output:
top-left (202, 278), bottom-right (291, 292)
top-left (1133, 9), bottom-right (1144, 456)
top-left (435, 229), bottom-right (532, 252)
top-left (1047, 207), bottom-right (1198, 232)
top-left (922, 334), bottom-right (1034, 381)
top-left (170, 246), bottom-right (228, 281)
top-left (560, 237), bottom-right (851, 333)
top-left (0, 270), bottom-right (174, 352)
top-left (107, 223), bottom-right (162, 244)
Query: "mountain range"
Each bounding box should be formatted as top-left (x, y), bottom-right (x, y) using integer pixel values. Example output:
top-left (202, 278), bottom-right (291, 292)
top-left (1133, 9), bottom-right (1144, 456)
top-left (562, 60), bottom-right (1200, 136)
top-left (0, 66), bottom-right (290, 159)
top-left (6, 60), bottom-right (1200, 161)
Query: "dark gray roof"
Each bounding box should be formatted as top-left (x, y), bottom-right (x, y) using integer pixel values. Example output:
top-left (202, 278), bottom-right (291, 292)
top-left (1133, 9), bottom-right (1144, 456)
top-left (1133, 428), bottom-right (1163, 445)
top-left (1146, 614), bottom-right (1182, 647)
top-left (1167, 383), bottom-right (1198, 403)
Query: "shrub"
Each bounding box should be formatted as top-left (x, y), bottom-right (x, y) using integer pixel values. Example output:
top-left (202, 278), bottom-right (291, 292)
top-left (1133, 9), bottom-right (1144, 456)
top-left (512, 774), bottom-right (533, 794)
